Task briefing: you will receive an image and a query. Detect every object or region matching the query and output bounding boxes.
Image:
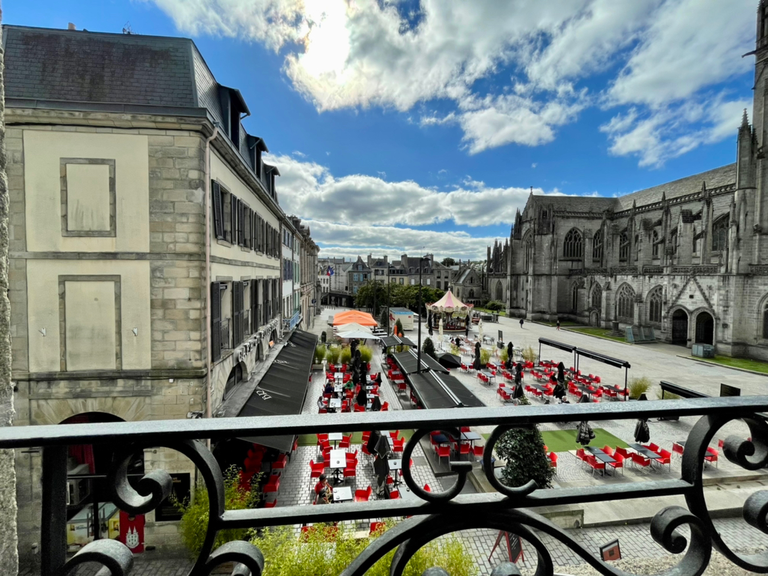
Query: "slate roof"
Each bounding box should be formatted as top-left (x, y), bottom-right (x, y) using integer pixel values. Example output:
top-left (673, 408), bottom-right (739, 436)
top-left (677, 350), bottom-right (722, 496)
top-left (4, 25), bottom-right (197, 108)
top-left (613, 164), bottom-right (736, 211)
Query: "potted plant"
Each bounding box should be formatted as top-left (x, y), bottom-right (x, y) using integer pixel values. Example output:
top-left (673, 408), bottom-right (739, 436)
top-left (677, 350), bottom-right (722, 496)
top-left (326, 344), bottom-right (341, 366)
top-left (423, 338), bottom-right (436, 360)
top-left (479, 348), bottom-right (491, 367)
top-left (521, 345), bottom-right (537, 364)
top-left (173, 466), bottom-right (261, 570)
top-left (358, 344), bottom-right (373, 364)
top-left (340, 346), bottom-right (352, 366)
top-left (628, 376), bottom-right (651, 400)
top-left (313, 344), bottom-right (327, 370)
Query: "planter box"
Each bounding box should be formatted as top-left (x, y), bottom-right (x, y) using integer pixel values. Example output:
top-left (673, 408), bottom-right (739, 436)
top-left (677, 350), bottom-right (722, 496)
top-left (312, 363), bottom-right (324, 371)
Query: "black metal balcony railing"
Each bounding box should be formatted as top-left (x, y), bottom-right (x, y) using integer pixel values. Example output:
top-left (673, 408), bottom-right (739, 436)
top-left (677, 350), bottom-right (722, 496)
top-left (220, 319), bottom-right (231, 350)
top-left (7, 397), bottom-right (768, 576)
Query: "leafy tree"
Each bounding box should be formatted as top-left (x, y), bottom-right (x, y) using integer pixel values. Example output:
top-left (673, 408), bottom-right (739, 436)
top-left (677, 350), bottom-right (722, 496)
top-left (423, 337), bottom-right (436, 359)
top-left (494, 397), bottom-right (554, 489)
top-left (354, 280), bottom-right (389, 315)
top-left (173, 466), bottom-right (260, 558)
top-left (251, 520), bottom-right (473, 576)
top-left (441, 257), bottom-right (456, 267)
top-left (379, 307), bottom-right (389, 330)
top-left (485, 300), bottom-right (503, 311)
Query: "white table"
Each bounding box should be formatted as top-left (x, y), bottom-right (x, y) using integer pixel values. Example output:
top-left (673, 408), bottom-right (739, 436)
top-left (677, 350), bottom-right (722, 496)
top-left (388, 459), bottom-right (403, 487)
top-left (329, 448), bottom-right (348, 484)
top-left (334, 373), bottom-right (343, 383)
top-left (329, 398), bottom-right (341, 409)
top-left (333, 486), bottom-right (353, 502)
top-left (327, 432), bottom-right (343, 445)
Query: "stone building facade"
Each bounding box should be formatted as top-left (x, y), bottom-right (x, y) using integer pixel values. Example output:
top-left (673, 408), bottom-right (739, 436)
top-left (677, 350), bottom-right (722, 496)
top-left (4, 24), bottom-right (315, 561)
top-left (505, 1), bottom-right (768, 360)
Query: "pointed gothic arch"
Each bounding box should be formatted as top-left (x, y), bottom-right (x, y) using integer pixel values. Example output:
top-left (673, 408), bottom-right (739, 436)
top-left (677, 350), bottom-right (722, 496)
top-left (592, 229), bottom-right (603, 261)
top-left (647, 285), bottom-right (663, 324)
top-left (712, 214), bottom-right (729, 252)
top-left (616, 283), bottom-right (635, 322)
top-left (652, 229), bottom-right (660, 259)
top-left (495, 281), bottom-right (503, 302)
top-left (563, 228), bottom-right (583, 259)
top-left (590, 283), bottom-right (602, 310)
top-left (619, 230), bottom-right (629, 262)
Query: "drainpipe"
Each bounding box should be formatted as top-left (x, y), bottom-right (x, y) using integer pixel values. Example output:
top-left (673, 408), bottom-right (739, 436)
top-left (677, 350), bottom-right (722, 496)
top-left (204, 127), bottom-right (219, 419)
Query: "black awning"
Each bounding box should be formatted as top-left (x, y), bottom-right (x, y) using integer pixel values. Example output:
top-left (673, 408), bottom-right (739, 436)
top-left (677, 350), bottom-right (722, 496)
top-left (237, 329), bottom-right (318, 452)
top-left (408, 371), bottom-right (485, 409)
top-left (382, 335), bottom-right (417, 348)
top-left (539, 338), bottom-right (576, 353)
top-left (393, 351), bottom-right (448, 374)
top-left (575, 347), bottom-right (630, 369)
top-left (437, 353), bottom-right (462, 369)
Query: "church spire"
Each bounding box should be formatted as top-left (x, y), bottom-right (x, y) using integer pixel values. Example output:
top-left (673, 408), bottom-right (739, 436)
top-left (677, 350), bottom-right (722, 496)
top-left (741, 108), bottom-right (750, 131)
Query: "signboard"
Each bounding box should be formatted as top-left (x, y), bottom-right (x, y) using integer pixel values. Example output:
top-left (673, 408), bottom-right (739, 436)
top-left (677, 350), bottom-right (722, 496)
top-left (600, 539), bottom-right (621, 561)
top-left (498, 330), bottom-right (504, 343)
top-left (720, 383), bottom-right (741, 397)
top-left (119, 511), bottom-right (145, 553)
top-left (488, 531), bottom-right (524, 563)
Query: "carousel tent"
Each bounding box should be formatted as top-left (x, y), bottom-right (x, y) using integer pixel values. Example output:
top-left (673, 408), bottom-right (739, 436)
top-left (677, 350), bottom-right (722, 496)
top-left (333, 310), bottom-right (378, 327)
top-left (427, 290), bottom-right (473, 315)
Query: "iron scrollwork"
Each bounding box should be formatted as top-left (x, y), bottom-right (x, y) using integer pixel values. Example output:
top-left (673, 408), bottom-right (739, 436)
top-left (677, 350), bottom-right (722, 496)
top-left (9, 396), bottom-right (768, 575)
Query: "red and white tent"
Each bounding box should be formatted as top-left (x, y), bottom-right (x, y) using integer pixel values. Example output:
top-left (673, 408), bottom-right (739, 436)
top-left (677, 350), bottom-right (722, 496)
top-left (427, 290), bottom-right (473, 317)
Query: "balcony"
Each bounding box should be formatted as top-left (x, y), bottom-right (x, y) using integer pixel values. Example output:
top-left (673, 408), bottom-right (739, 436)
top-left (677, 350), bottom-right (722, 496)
top-left (8, 396), bottom-right (768, 575)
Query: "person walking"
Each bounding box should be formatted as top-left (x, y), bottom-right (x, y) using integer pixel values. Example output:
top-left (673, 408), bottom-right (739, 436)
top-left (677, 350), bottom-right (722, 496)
top-left (556, 319), bottom-right (561, 331)
top-left (519, 317), bottom-right (524, 329)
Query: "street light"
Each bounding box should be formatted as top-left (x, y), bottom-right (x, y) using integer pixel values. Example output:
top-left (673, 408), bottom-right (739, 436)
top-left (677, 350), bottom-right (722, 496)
top-left (416, 255), bottom-right (430, 374)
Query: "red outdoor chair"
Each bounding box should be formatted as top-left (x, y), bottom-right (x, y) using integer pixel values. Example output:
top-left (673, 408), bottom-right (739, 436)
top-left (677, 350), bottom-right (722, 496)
top-left (705, 447), bottom-right (719, 467)
top-left (424, 484), bottom-right (432, 492)
top-left (354, 486), bottom-right (372, 502)
top-left (389, 490), bottom-right (401, 499)
top-left (436, 445), bottom-right (451, 464)
top-left (658, 449), bottom-right (672, 471)
top-left (549, 452), bottom-right (558, 472)
top-left (265, 500), bottom-right (277, 508)
top-left (631, 452), bottom-right (651, 469)
top-left (586, 455), bottom-right (605, 476)
top-left (672, 442), bottom-right (684, 457)
top-left (354, 404), bottom-right (366, 413)
top-left (309, 460), bottom-right (325, 479)
top-left (381, 402), bottom-right (390, 411)
top-left (393, 438), bottom-right (405, 454)
top-left (339, 436), bottom-right (352, 449)
top-left (473, 445), bottom-right (485, 461)
top-left (370, 522), bottom-right (385, 536)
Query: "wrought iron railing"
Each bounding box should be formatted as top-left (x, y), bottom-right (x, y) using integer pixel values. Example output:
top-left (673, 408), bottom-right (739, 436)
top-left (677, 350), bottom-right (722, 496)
top-left (220, 318), bottom-right (231, 350)
top-left (7, 396), bottom-right (768, 575)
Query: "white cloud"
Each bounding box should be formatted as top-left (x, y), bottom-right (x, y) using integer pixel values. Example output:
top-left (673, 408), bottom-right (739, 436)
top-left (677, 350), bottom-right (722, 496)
top-left (267, 152), bottom-right (574, 259)
top-left (269, 153), bottom-right (559, 228)
top-left (150, 0), bottom-right (756, 165)
top-left (531, 163), bottom-right (537, 168)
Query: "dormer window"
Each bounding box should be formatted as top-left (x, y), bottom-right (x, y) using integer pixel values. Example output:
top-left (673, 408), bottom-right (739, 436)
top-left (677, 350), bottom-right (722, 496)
top-left (218, 85), bottom-right (250, 147)
top-left (247, 136), bottom-right (268, 178)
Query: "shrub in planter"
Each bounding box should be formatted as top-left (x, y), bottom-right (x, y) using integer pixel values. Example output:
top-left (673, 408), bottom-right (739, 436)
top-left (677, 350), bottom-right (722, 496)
top-left (423, 337), bottom-right (436, 359)
top-left (521, 346), bottom-right (536, 364)
top-left (314, 344), bottom-right (327, 364)
top-left (494, 396), bottom-right (554, 489)
top-left (450, 343), bottom-right (460, 356)
top-left (326, 345), bottom-right (341, 365)
top-left (250, 520), bottom-right (473, 576)
top-left (628, 376), bottom-right (651, 399)
top-left (480, 348), bottom-right (491, 366)
top-left (485, 301), bottom-right (503, 311)
top-left (340, 346), bottom-right (352, 365)
top-left (358, 344), bottom-right (373, 363)
top-left (499, 349), bottom-right (509, 364)
top-left (173, 466), bottom-right (260, 559)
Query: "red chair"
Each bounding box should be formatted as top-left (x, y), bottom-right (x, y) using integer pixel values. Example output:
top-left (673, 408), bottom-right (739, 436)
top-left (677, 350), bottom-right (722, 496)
top-left (705, 447), bottom-right (719, 467)
top-left (649, 443), bottom-right (660, 453)
top-left (339, 435), bottom-right (352, 449)
top-left (602, 446), bottom-right (614, 457)
top-left (717, 439), bottom-right (725, 449)
top-left (393, 437), bottom-right (405, 454)
top-left (370, 521), bottom-right (385, 536)
top-left (472, 445), bottom-right (485, 461)
top-left (265, 500), bottom-right (277, 508)
top-left (672, 442), bottom-right (684, 457)
top-left (608, 453), bottom-right (624, 475)
top-left (343, 467), bottom-right (357, 482)
top-left (631, 452), bottom-right (651, 469)
top-left (424, 484), bottom-right (432, 492)
top-left (381, 402), bottom-right (390, 411)
top-left (389, 490), bottom-right (400, 499)
top-left (390, 430), bottom-right (400, 439)
top-left (354, 404), bottom-right (366, 413)
top-left (658, 449), bottom-right (672, 471)
top-left (586, 455), bottom-right (604, 476)
top-left (272, 454), bottom-right (287, 470)
top-left (355, 486), bottom-right (372, 502)
top-left (549, 452), bottom-right (557, 472)
top-left (457, 443), bottom-right (470, 459)
top-left (263, 475), bottom-right (280, 494)
top-left (316, 433), bottom-right (328, 447)
top-left (309, 460), bottom-right (325, 479)
top-left (397, 382), bottom-right (408, 395)
top-left (437, 445), bottom-right (450, 464)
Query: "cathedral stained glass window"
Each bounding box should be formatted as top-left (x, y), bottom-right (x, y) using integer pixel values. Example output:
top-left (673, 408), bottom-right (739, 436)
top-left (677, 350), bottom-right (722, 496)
top-left (616, 284), bottom-right (635, 322)
top-left (712, 215), bottom-right (729, 252)
top-left (592, 229), bottom-right (603, 261)
top-left (563, 228), bottom-right (583, 259)
top-left (648, 286), bottom-right (662, 324)
top-left (619, 230), bottom-right (629, 262)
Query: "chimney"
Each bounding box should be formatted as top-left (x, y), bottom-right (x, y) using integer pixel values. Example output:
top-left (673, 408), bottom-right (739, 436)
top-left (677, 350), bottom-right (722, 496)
top-left (68, 23), bottom-right (76, 30)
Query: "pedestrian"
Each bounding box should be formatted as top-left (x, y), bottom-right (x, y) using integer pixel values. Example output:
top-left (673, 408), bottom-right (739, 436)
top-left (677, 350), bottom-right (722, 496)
top-left (519, 317), bottom-right (524, 329)
top-left (556, 319), bottom-right (561, 331)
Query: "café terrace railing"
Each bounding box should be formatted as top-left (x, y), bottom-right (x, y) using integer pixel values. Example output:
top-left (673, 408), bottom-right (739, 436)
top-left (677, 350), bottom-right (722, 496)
top-left (6, 396), bottom-right (768, 576)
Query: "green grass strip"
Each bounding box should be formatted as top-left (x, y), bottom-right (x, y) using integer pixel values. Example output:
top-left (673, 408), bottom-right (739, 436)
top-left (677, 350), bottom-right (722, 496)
top-left (298, 429), bottom-right (415, 446)
top-left (691, 355), bottom-right (768, 375)
top-left (566, 326), bottom-right (627, 343)
top-left (480, 428), bottom-right (628, 453)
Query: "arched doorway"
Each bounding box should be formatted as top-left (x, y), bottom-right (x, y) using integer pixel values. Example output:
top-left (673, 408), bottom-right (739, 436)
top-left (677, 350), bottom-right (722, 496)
top-left (224, 362), bottom-right (246, 398)
top-left (62, 413), bottom-right (144, 545)
top-left (695, 311), bottom-right (714, 345)
top-left (671, 309), bottom-right (688, 345)
top-left (589, 310), bottom-right (600, 326)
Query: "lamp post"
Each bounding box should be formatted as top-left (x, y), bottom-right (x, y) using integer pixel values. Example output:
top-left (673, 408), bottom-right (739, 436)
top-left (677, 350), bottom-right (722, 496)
top-left (386, 279), bottom-right (391, 334)
top-left (416, 256), bottom-right (429, 373)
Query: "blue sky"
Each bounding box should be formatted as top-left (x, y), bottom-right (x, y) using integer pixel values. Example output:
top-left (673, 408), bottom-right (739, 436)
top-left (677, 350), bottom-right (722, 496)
top-left (8, 0), bottom-right (758, 260)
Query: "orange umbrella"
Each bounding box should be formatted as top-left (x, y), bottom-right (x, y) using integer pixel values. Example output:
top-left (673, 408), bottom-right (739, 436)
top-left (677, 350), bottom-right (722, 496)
top-left (332, 310), bottom-right (378, 327)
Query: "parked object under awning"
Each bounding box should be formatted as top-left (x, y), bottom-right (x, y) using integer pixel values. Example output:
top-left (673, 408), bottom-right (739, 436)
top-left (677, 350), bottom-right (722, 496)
top-left (408, 370), bottom-right (485, 409)
top-left (237, 329), bottom-right (317, 452)
top-left (393, 350), bottom-right (448, 374)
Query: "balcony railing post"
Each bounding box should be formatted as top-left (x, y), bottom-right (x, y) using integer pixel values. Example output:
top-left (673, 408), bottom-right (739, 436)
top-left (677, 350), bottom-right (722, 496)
top-left (40, 445), bottom-right (68, 576)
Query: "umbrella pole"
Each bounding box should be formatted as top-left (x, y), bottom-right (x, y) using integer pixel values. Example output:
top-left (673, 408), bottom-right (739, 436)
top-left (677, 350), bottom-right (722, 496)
top-left (537, 342), bottom-right (541, 366)
top-left (624, 367), bottom-right (628, 401)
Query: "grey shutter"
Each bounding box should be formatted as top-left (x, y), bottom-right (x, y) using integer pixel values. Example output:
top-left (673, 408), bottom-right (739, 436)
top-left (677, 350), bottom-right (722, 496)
top-left (211, 282), bottom-right (222, 362)
top-left (251, 279), bottom-right (258, 333)
top-left (212, 181), bottom-right (224, 240)
top-left (232, 281), bottom-right (243, 347)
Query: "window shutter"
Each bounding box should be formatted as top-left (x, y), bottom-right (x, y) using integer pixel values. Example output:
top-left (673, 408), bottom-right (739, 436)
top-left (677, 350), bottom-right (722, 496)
top-left (238, 202), bottom-right (246, 247)
top-left (244, 208), bottom-right (251, 249)
top-left (212, 181), bottom-right (224, 240)
top-left (211, 282), bottom-right (222, 362)
top-left (232, 281), bottom-right (242, 347)
top-left (251, 279), bottom-right (258, 333)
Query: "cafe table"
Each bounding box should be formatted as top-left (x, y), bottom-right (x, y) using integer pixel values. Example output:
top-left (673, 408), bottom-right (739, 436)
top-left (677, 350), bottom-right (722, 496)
top-left (327, 432), bottom-right (343, 447)
top-left (328, 398), bottom-right (342, 410)
top-left (333, 486), bottom-right (353, 502)
top-left (388, 458), bottom-right (403, 487)
top-left (328, 449), bottom-right (348, 485)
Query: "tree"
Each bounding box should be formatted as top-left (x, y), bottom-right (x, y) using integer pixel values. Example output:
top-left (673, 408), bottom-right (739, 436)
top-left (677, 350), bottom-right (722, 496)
top-left (441, 257), bottom-right (456, 267)
top-left (379, 307), bottom-right (389, 330)
top-left (493, 396), bottom-right (554, 489)
top-left (423, 337), bottom-right (436, 359)
top-left (354, 280), bottom-right (389, 315)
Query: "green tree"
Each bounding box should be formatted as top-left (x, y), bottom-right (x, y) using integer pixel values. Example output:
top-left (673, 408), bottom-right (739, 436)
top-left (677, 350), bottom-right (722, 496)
top-left (379, 307), bottom-right (389, 330)
top-left (494, 397), bottom-right (554, 489)
top-left (423, 337), bottom-right (436, 360)
top-left (441, 257), bottom-right (456, 267)
top-left (355, 280), bottom-right (389, 315)
top-left (173, 466), bottom-right (261, 558)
